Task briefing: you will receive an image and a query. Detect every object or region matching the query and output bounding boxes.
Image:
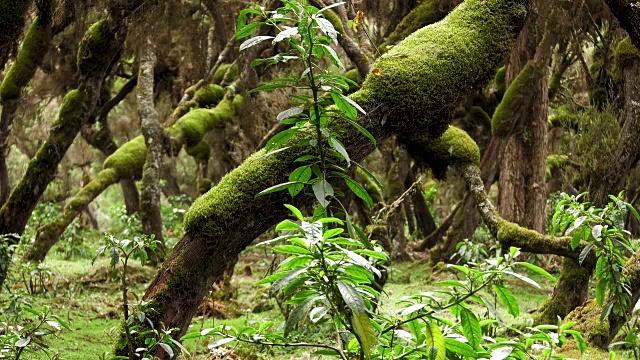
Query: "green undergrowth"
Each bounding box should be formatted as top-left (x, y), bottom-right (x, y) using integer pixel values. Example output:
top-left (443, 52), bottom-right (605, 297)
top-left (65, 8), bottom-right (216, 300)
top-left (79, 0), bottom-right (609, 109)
top-left (2, 238), bottom-right (630, 359)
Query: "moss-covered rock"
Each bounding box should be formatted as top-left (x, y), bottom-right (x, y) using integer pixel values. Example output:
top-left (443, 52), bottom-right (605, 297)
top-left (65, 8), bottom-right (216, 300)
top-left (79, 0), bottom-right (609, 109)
top-left (0, 17), bottom-right (51, 101)
top-left (362, 0), bottom-right (527, 140)
top-left (77, 19), bottom-right (116, 75)
top-left (492, 64), bottom-right (533, 136)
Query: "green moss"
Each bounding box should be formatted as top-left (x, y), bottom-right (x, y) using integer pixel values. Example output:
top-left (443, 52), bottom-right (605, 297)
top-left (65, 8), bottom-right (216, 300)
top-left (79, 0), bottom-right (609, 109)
top-left (77, 20), bottom-right (115, 75)
top-left (322, 9), bottom-right (345, 37)
top-left (195, 84), bottom-right (224, 108)
top-left (56, 90), bottom-right (89, 128)
top-left (548, 104), bottom-right (581, 129)
top-left (565, 299), bottom-right (610, 346)
top-left (102, 136), bottom-right (147, 179)
top-left (168, 99), bottom-right (233, 148)
top-left (197, 178), bottom-right (213, 194)
top-left (382, 0), bottom-right (451, 49)
top-left (492, 64), bottom-right (533, 136)
top-left (548, 73), bottom-right (561, 100)
top-left (213, 64), bottom-right (238, 85)
top-left (468, 106), bottom-right (491, 126)
top-left (546, 154), bottom-right (569, 179)
top-left (418, 125), bottom-right (481, 167)
top-left (362, 0), bottom-right (527, 140)
top-left (0, 17), bottom-right (50, 101)
top-left (232, 94), bottom-right (244, 111)
top-left (614, 36), bottom-right (640, 72)
top-left (186, 140), bottom-right (211, 162)
top-left (495, 65), bottom-right (507, 96)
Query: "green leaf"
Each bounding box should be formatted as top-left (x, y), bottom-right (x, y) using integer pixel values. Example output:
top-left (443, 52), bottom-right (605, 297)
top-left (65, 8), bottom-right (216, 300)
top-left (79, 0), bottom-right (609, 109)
top-left (159, 343), bottom-right (174, 358)
top-left (248, 83), bottom-right (292, 94)
top-left (595, 280), bottom-right (606, 306)
top-left (331, 92), bottom-right (357, 120)
top-left (344, 177), bottom-right (374, 208)
top-left (579, 242), bottom-right (595, 265)
top-left (444, 338), bottom-right (476, 357)
top-left (209, 337), bottom-right (236, 348)
top-left (236, 7), bottom-right (262, 31)
top-left (273, 26), bottom-right (298, 44)
top-left (272, 245), bottom-right (311, 255)
top-left (493, 284), bottom-right (520, 317)
top-left (316, 17), bottom-right (338, 41)
top-left (504, 271), bottom-right (541, 288)
top-left (313, 179), bottom-right (334, 207)
top-left (323, 228), bottom-right (343, 240)
top-left (342, 265), bottom-right (374, 282)
top-left (284, 204), bottom-right (304, 221)
top-left (285, 296), bottom-right (321, 337)
top-left (514, 262), bottom-right (556, 282)
top-left (340, 93), bottom-right (366, 115)
top-left (236, 22), bottom-right (265, 39)
top-left (270, 267), bottom-right (308, 294)
top-left (256, 181), bottom-right (298, 197)
top-left (351, 312), bottom-right (377, 360)
top-left (337, 280), bottom-right (366, 314)
top-left (460, 307), bottom-right (482, 350)
top-left (565, 330), bottom-right (587, 354)
top-left (353, 161), bottom-right (383, 192)
top-left (346, 118), bottom-right (376, 146)
top-left (276, 219), bottom-right (304, 232)
top-left (424, 322), bottom-right (446, 360)
top-left (239, 34), bottom-right (273, 50)
top-left (277, 106), bottom-right (305, 122)
top-left (329, 137), bottom-right (350, 166)
top-left (15, 338), bottom-right (30, 348)
top-left (289, 166), bottom-right (312, 196)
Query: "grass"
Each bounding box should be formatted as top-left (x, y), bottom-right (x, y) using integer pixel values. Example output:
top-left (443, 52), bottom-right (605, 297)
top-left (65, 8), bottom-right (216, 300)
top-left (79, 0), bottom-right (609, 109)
top-left (0, 234), bottom-right (634, 360)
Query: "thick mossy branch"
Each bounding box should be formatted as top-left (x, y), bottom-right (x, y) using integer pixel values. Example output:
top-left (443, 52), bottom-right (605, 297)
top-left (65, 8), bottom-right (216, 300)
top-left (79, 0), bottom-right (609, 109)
top-left (124, 0), bottom-right (531, 350)
top-left (102, 135), bottom-right (148, 179)
top-left (492, 64), bottom-right (533, 136)
top-left (407, 125), bottom-right (480, 178)
top-left (362, 0), bottom-right (527, 140)
top-left (565, 300), bottom-right (610, 347)
top-left (195, 84), bottom-right (224, 108)
top-left (381, 0), bottom-right (454, 50)
top-left (167, 97), bottom-right (236, 149)
top-left (186, 140), bottom-right (211, 162)
top-left (76, 19), bottom-right (116, 75)
top-left (0, 17), bottom-right (51, 101)
top-left (495, 65), bottom-right (507, 96)
top-left (213, 63), bottom-right (238, 84)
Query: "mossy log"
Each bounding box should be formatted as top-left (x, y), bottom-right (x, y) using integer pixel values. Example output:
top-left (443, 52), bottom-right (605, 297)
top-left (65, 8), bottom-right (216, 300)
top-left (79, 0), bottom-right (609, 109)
top-left (119, 0), bottom-right (530, 355)
top-left (25, 95), bottom-right (242, 262)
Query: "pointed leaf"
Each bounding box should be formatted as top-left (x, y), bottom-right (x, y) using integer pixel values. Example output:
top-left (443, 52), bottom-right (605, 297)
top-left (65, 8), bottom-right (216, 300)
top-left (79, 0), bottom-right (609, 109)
top-left (351, 312), bottom-right (377, 360)
top-left (424, 322), bottom-right (446, 360)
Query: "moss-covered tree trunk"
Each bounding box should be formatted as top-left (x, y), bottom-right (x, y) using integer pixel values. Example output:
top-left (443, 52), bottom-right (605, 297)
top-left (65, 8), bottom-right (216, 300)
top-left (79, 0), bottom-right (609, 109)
top-left (605, 0), bottom-right (640, 49)
top-left (116, 1), bottom-right (530, 355)
top-left (138, 35), bottom-right (165, 249)
top-left (0, 14), bottom-right (53, 205)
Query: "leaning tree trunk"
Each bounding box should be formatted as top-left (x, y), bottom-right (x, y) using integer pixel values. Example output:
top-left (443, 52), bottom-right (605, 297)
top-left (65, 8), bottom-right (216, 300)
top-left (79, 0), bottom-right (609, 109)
top-left (114, 1), bottom-right (530, 356)
top-left (138, 34), bottom-right (165, 250)
top-left (0, 14), bottom-right (53, 205)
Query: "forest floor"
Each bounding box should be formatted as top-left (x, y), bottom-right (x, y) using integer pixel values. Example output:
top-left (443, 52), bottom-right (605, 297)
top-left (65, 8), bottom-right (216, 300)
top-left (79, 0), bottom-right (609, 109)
top-left (1, 229), bottom-right (628, 360)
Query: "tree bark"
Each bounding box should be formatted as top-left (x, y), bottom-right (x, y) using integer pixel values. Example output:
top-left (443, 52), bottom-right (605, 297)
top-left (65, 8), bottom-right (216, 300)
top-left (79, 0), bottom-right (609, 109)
top-left (115, 1), bottom-right (530, 355)
top-left (604, 0), bottom-right (640, 49)
top-left (0, 0), bottom-right (31, 70)
top-left (138, 35), bottom-right (165, 249)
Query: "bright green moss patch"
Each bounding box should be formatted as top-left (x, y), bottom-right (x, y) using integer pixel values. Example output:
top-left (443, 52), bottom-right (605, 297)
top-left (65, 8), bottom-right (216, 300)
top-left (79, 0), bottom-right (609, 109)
top-left (195, 84), bottom-right (224, 108)
top-left (468, 106), bottom-right (491, 126)
top-left (382, 0), bottom-right (451, 50)
top-left (213, 63), bottom-right (239, 84)
top-left (495, 65), bottom-right (507, 96)
top-left (614, 36), bottom-right (640, 72)
top-left (186, 140), bottom-right (211, 162)
top-left (56, 89), bottom-right (89, 128)
top-left (565, 299), bottom-right (610, 346)
top-left (0, 17), bottom-right (50, 101)
top-left (546, 154), bottom-right (569, 179)
top-left (102, 136), bottom-right (147, 179)
top-left (548, 104), bottom-right (581, 129)
top-left (77, 19), bottom-right (115, 74)
top-left (492, 64), bottom-right (532, 136)
top-left (362, 0), bottom-right (527, 140)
